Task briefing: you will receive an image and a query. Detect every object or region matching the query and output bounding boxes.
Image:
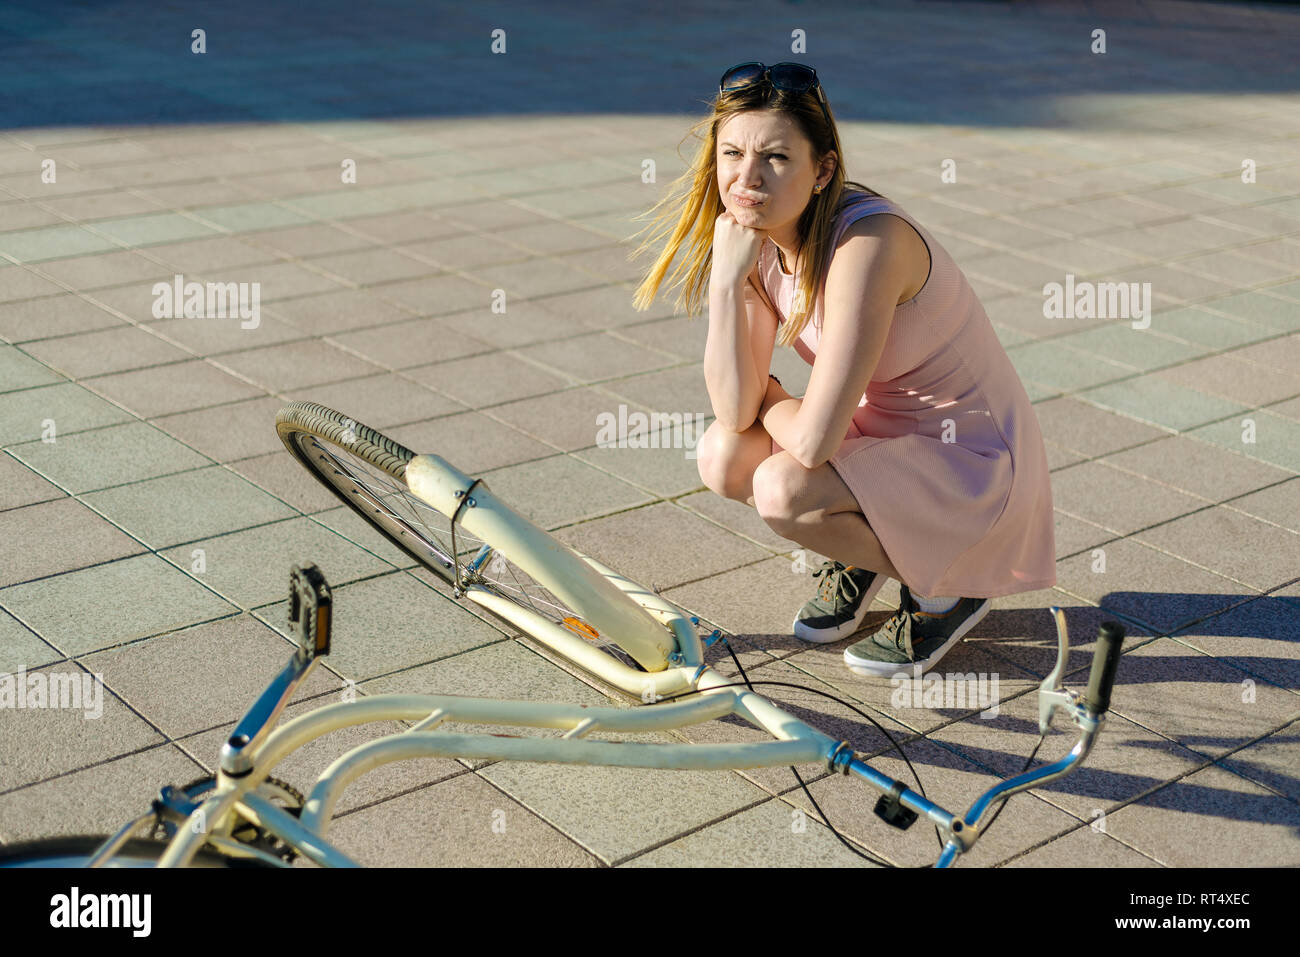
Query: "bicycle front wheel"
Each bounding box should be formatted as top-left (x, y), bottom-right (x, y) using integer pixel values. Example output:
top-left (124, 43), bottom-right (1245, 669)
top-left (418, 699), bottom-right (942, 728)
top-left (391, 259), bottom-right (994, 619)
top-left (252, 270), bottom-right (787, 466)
top-left (0, 836), bottom-right (271, 868)
top-left (275, 401), bottom-right (662, 673)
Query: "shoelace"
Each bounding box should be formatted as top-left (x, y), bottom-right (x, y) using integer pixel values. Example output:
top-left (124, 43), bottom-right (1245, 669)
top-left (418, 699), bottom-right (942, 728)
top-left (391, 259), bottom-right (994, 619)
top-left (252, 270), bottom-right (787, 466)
top-left (880, 586), bottom-right (917, 659)
top-left (812, 560), bottom-right (861, 606)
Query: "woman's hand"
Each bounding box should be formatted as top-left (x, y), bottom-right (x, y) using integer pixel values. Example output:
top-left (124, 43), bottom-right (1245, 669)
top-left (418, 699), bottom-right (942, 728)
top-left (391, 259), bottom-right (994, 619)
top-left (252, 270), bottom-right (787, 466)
top-left (711, 210), bottom-right (766, 290)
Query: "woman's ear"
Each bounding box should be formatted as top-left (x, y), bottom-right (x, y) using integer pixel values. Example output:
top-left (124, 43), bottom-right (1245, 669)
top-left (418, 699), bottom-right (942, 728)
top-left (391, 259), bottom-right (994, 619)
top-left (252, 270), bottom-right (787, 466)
top-left (818, 150), bottom-right (838, 188)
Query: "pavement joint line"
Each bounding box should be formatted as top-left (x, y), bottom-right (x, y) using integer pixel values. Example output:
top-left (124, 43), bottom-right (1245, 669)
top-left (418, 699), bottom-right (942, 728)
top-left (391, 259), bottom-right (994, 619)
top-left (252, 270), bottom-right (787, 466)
top-left (0, 740), bottom-right (208, 805)
top-left (463, 767), bottom-right (611, 866)
top-left (994, 817), bottom-right (1167, 868)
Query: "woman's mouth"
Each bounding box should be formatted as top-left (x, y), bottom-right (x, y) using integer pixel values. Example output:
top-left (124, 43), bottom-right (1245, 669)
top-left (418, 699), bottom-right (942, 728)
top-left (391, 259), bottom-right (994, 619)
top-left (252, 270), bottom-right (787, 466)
top-left (733, 194), bottom-right (764, 207)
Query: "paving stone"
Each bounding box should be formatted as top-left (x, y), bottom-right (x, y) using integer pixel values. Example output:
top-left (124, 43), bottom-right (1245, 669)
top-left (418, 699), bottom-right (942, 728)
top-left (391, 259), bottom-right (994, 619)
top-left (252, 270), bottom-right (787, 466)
top-left (151, 395), bottom-right (287, 463)
top-left (552, 500), bottom-right (771, 594)
top-left (0, 552), bottom-right (237, 657)
top-left (227, 450), bottom-right (345, 514)
top-left (1183, 409), bottom-right (1300, 473)
top-left (28, 250), bottom-right (174, 291)
top-left (1103, 637), bottom-right (1298, 761)
top-left (265, 288), bottom-right (418, 335)
top-left (324, 772), bottom-right (600, 866)
top-left (0, 269), bottom-right (67, 305)
top-left (404, 350), bottom-right (570, 408)
top-left (1152, 352), bottom-right (1300, 409)
top-left (160, 516), bottom-right (398, 610)
top-left (0, 744), bottom-right (204, 844)
top-left (215, 339), bottom-right (383, 392)
top-left (284, 373), bottom-right (466, 428)
top-left (20, 324), bottom-right (191, 379)
top-left (1101, 764), bottom-right (1300, 866)
top-left (1078, 373), bottom-right (1248, 432)
top-left (1218, 721), bottom-right (1300, 804)
top-left (1033, 395), bottom-right (1169, 458)
top-left (327, 315), bottom-right (492, 369)
top-left (625, 796), bottom-right (878, 867)
top-left (1099, 434), bottom-right (1292, 501)
top-left (0, 605), bottom-right (62, 673)
top-left (1133, 505), bottom-right (1300, 592)
top-left (475, 453), bottom-right (652, 529)
top-left (0, 452), bottom-right (64, 511)
top-left (1222, 476), bottom-right (1300, 532)
top-left (1003, 822), bottom-right (1161, 867)
top-left (1050, 460), bottom-right (1211, 536)
top-left (0, 293), bottom-right (126, 341)
top-left (1168, 593), bottom-right (1300, 694)
top-left (82, 465), bottom-right (297, 548)
top-left (0, 381), bottom-right (134, 447)
top-left (1053, 536), bottom-right (1257, 634)
top-left (9, 419), bottom-right (211, 493)
top-left (84, 359), bottom-right (266, 418)
top-left (386, 410), bottom-right (555, 473)
top-left (488, 385), bottom-right (658, 453)
top-left (81, 613), bottom-right (341, 738)
top-left (1008, 340), bottom-right (1140, 393)
top-left (253, 570), bottom-right (506, 682)
top-left (478, 733), bottom-right (770, 864)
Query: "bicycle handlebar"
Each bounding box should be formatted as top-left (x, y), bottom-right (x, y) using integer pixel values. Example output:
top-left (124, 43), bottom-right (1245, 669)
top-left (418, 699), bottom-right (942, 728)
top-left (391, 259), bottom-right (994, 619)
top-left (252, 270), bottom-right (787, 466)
top-left (1082, 621), bottom-right (1125, 714)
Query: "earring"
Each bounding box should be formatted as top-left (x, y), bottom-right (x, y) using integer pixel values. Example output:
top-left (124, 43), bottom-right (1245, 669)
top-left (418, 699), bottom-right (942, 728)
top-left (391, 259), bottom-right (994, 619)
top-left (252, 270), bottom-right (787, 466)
top-left (813, 184), bottom-right (824, 193)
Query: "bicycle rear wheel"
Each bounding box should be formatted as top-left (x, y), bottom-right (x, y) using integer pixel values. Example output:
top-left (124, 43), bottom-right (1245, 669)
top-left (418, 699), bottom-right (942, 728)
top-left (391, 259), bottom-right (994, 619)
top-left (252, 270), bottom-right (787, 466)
top-left (275, 401), bottom-right (654, 672)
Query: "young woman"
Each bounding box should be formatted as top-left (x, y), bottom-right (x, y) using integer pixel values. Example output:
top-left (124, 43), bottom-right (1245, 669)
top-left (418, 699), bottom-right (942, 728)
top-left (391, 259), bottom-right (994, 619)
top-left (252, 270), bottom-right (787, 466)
top-left (631, 62), bottom-right (1056, 676)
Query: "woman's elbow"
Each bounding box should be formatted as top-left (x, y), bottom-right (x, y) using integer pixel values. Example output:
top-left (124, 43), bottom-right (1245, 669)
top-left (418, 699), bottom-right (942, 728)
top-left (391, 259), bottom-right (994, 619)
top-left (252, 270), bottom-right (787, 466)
top-left (790, 437), bottom-right (831, 470)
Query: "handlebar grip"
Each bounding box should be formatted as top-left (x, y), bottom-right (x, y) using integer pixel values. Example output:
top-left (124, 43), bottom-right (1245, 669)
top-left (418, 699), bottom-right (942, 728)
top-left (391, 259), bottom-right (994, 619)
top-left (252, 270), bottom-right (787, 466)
top-left (1082, 621), bottom-right (1125, 714)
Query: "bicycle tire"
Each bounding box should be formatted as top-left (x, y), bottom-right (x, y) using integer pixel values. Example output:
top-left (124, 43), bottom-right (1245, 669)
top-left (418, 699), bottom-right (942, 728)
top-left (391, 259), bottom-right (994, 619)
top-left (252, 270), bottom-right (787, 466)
top-left (275, 401), bottom-right (660, 673)
top-left (0, 835), bottom-right (274, 868)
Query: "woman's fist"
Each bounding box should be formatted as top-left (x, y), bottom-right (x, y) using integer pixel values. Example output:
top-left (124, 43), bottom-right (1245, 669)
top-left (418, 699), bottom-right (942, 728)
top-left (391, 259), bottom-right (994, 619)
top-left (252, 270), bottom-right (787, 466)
top-left (711, 209), bottom-right (766, 289)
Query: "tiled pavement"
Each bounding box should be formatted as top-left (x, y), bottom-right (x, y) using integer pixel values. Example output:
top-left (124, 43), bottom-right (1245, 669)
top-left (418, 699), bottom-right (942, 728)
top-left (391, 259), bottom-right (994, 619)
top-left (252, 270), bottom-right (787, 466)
top-left (1, 0), bottom-right (1298, 867)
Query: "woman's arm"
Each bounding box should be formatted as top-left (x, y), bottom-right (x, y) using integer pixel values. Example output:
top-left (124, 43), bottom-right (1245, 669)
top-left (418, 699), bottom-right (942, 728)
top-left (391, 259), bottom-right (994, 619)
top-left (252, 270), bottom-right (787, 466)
top-left (704, 263), bottom-right (780, 432)
top-left (759, 214), bottom-right (924, 467)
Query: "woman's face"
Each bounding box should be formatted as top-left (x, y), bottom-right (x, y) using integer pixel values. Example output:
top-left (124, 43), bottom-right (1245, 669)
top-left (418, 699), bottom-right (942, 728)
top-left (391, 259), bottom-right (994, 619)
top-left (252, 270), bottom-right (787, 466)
top-left (716, 108), bottom-right (832, 237)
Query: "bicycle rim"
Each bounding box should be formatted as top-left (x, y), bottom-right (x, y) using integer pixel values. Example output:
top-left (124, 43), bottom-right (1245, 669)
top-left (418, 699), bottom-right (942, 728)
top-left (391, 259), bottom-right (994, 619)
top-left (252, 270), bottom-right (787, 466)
top-left (275, 401), bottom-right (646, 672)
top-left (0, 836), bottom-right (267, 868)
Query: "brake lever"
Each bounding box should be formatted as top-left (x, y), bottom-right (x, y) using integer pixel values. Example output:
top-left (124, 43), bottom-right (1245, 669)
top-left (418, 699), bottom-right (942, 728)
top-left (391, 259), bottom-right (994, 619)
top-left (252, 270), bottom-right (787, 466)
top-left (1038, 607), bottom-right (1099, 736)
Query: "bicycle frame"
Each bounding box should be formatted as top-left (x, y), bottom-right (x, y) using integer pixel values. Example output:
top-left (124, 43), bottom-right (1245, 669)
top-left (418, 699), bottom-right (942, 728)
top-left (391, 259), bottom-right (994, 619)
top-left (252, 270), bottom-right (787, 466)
top-left (83, 441), bottom-right (1122, 869)
top-left (85, 559), bottom-right (1114, 868)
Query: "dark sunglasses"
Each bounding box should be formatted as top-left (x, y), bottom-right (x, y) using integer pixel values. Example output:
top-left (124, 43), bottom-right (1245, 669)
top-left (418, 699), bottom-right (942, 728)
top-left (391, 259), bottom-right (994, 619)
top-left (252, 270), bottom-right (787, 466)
top-left (718, 61), bottom-right (832, 128)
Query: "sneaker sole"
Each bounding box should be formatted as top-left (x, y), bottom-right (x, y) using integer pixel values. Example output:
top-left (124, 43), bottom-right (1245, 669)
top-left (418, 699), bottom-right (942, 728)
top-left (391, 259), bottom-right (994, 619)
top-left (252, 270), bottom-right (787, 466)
top-left (844, 598), bottom-right (992, 677)
top-left (791, 573), bottom-right (889, 644)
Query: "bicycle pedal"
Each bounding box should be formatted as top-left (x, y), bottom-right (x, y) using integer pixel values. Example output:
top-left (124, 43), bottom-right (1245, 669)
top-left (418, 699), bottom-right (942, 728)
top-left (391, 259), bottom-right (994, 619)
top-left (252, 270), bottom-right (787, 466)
top-left (873, 783), bottom-right (918, 831)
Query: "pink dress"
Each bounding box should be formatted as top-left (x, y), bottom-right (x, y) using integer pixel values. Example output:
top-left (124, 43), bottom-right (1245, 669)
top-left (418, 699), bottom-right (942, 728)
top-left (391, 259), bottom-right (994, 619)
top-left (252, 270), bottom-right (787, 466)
top-left (758, 191), bottom-right (1057, 599)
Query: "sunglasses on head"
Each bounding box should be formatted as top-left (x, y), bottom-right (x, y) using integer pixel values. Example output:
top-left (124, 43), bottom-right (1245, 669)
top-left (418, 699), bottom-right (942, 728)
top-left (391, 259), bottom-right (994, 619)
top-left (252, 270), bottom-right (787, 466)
top-left (718, 61), bottom-right (832, 128)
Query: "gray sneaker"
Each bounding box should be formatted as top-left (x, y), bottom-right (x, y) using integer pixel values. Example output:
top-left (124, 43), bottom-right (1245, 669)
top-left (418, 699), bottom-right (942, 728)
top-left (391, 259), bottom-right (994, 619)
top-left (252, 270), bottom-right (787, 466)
top-left (843, 583), bottom-right (991, 677)
top-left (792, 560), bottom-right (887, 643)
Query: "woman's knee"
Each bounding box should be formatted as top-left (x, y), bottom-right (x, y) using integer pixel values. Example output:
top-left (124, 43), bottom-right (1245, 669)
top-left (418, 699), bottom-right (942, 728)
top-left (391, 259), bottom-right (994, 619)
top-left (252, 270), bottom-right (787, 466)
top-left (751, 455), bottom-right (801, 523)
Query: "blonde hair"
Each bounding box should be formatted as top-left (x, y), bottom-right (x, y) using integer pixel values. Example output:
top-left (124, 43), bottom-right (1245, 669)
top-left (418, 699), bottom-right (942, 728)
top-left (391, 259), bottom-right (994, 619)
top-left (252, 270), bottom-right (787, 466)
top-left (627, 72), bottom-right (877, 348)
